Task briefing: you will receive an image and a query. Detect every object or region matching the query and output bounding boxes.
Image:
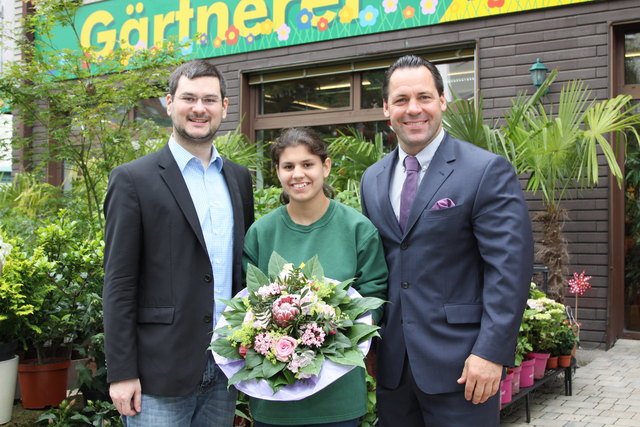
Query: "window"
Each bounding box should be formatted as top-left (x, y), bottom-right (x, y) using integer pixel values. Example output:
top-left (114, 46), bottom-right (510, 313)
top-left (245, 48), bottom-right (476, 147)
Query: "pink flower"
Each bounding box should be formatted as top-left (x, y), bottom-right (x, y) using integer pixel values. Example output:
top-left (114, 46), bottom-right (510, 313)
top-left (272, 295), bottom-right (301, 327)
top-left (273, 336), bottom-right (298, 362)
top-left (258, 282), bottom-right (284, 298)
top-left (300, 322), bottom-right (325, 347)
top-left (254, 332), bottom-right (273, 356)
top-left (239, 344), bottom-right (250, 358)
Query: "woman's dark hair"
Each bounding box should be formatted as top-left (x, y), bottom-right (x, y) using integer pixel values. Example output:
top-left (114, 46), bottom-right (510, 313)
top-left (271, 127), bottom-right (334, 204)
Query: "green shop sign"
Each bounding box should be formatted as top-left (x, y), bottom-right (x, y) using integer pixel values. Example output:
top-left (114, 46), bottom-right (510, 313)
top-left (50, 0), bottom-right (596, 59)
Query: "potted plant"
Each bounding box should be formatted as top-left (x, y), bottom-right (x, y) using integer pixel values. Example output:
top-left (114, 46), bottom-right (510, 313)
top-left (0, 233), bottom-right (30, 424)
top-left (553, 320), bottom-right (579, 367)
top-left (522, 284), bottom-right (567, 379)
top-left (5, 212), bottom-right (104, 408)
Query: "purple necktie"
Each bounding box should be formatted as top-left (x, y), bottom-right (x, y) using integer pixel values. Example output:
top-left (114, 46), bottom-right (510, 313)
top-left (399, 156), bottom-right (420, 232)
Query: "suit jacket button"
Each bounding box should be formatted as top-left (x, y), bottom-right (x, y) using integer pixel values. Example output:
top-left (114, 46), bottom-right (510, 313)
top-left (401, 281), bottom-right (409, 289)
top-left (203, 315), bottom-right (212, 323)
top-left (204, 274), bottom-right (212, 283)
top-left (400, 242), bottom-right (408, 250)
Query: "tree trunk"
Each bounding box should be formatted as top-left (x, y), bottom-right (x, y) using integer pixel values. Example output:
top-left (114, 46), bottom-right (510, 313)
top-left (534, 206), bottom-right (569, 302)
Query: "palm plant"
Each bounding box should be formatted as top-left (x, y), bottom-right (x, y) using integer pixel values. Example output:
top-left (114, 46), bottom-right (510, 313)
top-left (444, 71), bottom-right (640, 301)
top-left (500, 71), bottom-right (640, 301)
top-left (326, 128), bottom-right (387, 207)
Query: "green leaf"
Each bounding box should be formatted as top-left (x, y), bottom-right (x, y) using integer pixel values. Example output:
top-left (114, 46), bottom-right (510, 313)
top-left (246, 263), bottom-right (270, 293)
top-left (262, 359), bottom-right (286, 379)
top-left (301, 255), bottom-right (324, 279)
top-left (218, 297), bottom-right (245, 311)
top-left (300, 353), bottom-right (324, 377)
top-left (327, 348), bottom-right (366, 368)
top-left (341, 296), bottom-right (385, 320)
top-left (209, 339), bottom-right (242, 359)
top-left (244, 349), bottom-right (262, 369)
top-left (345, 323), bottom-right (380, 345)
top-left (267, 252), bottom-right (288, 281)
top-left (229, 365), bottom-right (263, 386)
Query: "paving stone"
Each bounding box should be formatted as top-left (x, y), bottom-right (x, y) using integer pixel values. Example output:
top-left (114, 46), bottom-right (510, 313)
top-left (500, 340), bottom-right (640, 426)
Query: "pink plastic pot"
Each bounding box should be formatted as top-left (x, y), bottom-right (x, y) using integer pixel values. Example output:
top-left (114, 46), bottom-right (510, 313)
top-left (519, 358), bottom-right (535, 388)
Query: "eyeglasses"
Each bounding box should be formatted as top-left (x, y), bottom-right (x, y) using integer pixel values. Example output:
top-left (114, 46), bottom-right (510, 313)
top-left (174, 95), bottom-right (221, 106)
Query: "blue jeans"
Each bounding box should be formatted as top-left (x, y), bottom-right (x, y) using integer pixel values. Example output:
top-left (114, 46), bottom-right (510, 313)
top-left (124, 357), bottom-right (237, 427)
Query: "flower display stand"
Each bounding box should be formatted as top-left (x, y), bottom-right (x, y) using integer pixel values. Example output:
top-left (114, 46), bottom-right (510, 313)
top-left (501, 358), bottom-right (575, 423)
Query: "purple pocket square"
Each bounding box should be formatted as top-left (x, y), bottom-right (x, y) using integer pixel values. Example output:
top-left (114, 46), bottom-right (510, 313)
top-left (431, 198), bottom-right (456, 210)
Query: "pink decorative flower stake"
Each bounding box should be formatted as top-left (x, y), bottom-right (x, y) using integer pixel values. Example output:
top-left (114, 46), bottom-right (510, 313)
top-left (567, 271), bottom-right (592, 323)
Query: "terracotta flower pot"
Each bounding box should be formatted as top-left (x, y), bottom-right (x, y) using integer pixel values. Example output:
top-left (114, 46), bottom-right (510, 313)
top-left (546, 355), bottom-right (559, 369)
top-left (558, 355), bottom-right (572, 368)
top-left (18, 358), bottom-right (70, 409)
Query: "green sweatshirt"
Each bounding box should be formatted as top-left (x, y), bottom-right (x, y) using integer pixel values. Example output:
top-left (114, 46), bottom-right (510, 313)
top-left (242, 199), bottom-right (388, 425)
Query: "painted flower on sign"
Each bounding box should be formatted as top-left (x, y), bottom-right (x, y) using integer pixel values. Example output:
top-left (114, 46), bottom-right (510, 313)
top-left (260, 19), bottom-right (274, 35)
top-left (277, 23), bottom-right (291, 41)
top-left (297, 8), bottom-right (313, 29)
top-left (421, 0), bottom-right (438, 15)
top-left (382, 0), bottom-right (398, 14)
top-left (246, 33), bottom-right (255, 44)
top-left (317, 17), bottom-right (329, 32)
top-left (199, 33), bottom-right (208, 45)
top-left (225, 25), bottom-right (240, 46)
top-left (339, 5), bottom-right (357, 23)
top-left (359, 5), bottom-right (379, 27)
top-left (180, 37), bottom-right (192, 55)
top-left (403, 6), bottom-right (415, 19)
top-left (213, 37), bottom-right (223, 48)
top-left (488, 0), bottom-right (505, 8)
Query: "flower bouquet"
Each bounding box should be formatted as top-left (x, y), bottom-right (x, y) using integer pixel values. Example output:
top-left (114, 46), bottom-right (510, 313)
top-left (210, 252), bottom-right (384, 401)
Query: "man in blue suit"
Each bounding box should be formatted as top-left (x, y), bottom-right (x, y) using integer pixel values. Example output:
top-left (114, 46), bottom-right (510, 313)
top-left (360, 55), bottom-right (533, 426)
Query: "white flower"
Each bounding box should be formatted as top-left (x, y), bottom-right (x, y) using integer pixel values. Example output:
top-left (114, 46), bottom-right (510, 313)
top-left (279, 263), bottom-right (294, 280)
top-left (527, 299), bottom-right (545, 311)
top-left (0, 237), bottom-right (12, 273)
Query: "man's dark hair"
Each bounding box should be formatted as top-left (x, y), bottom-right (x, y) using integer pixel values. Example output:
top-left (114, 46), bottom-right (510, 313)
top-left (168, 59), bottom-right (227, 99)
top-left (382, 55), bottom-right (444, 101)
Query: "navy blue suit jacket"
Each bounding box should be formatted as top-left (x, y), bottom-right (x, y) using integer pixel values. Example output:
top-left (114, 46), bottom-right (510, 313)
top-left (360, 133), bottom-right (533, 394)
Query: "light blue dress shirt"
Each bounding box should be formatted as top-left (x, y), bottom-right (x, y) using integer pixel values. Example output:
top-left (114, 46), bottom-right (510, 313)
top-left (168, 137), bottom-right (234, 327)
top-left (390, 128), bottom-right (445, 221)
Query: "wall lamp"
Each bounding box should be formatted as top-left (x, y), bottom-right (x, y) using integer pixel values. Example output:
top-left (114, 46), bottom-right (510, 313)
top-left (529, 58), bottom-right (549, 90)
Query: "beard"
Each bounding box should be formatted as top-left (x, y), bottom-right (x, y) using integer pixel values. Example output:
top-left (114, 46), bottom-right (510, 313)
top-left (172, 114), bottom-right (220, 145)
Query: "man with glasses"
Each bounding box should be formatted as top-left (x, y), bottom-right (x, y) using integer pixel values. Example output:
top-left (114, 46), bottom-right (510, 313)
top-left (103, 59), bottom-right (254, 426)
